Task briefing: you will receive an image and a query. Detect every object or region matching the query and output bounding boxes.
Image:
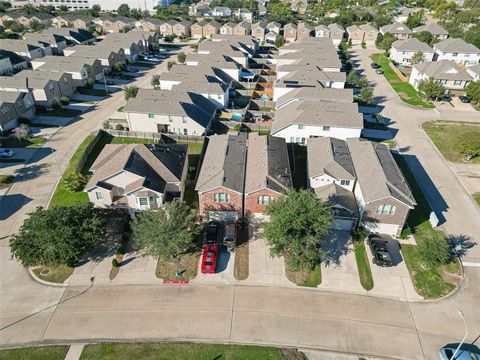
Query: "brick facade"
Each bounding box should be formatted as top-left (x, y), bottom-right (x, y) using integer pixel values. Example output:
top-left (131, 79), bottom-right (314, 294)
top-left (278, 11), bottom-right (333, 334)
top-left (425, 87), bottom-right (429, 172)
top-left (245, 188), bottom-right (282, 216)
top-left (198, 187), bottom-right (243, 217)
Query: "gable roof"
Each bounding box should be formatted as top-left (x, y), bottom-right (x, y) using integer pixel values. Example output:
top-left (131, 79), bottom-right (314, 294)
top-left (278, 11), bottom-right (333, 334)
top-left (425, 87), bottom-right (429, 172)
top-left (307, 137), bottom-right (355, 181)
top-left (381, 22), bottom-right (412, 35)
top-left (434, 37), bottom-right (480, 54)
top-left (276, 87), bottom-right (353, 108)
top-left (413, 60), bottom-right (472, 81)
top-left (85, 143), bottom-right (187, 193)
top-left (315, 183), bottom-right (359, 219)
top-left (245, 133), bottom-right (292, 194)
top-left (346, 138), bottom-right (416, 207)
top-left (413, 23), bottom-right (448, 36)
top-left (392, 38), bottom-right (433, 52)
top-left (195, 133), bottom-right (247, 194)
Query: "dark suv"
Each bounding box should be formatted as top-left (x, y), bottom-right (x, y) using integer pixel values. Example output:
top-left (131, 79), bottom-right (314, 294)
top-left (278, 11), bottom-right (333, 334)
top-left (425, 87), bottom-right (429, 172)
top-left (367, 234), bottom-right (392, 267)
top-left (204, 221), bottom-right (223, 245)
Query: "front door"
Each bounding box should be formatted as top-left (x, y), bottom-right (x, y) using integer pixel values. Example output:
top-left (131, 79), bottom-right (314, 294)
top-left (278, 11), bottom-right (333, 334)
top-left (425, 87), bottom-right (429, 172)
top-left (157, 124), bottom-right (169, 133)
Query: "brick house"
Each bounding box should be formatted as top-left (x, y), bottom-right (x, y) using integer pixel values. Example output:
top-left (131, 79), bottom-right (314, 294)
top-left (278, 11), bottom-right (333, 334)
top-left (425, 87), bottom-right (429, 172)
top-left (196, 132), bottom-right (292, 222)
top-left (283, 23), bottom-right (297, 42)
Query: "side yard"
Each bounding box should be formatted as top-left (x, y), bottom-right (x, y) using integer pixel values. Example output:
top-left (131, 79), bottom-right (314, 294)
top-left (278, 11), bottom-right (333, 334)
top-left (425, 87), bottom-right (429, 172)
top-left (422, 121), bottom-right (480, 164)
top-left (370, 53), bottom-right (434, 109)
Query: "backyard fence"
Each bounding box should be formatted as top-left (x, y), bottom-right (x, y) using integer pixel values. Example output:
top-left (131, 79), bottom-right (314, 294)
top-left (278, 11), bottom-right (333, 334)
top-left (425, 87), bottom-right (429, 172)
top-left (389, 62), bottom-right (409, 82)
top-left (221, 121), bottom-right (272, 131)
top-left (76, 130), bottom-right (103, 173)
top-left (101, 129), bottom-right (205, 143)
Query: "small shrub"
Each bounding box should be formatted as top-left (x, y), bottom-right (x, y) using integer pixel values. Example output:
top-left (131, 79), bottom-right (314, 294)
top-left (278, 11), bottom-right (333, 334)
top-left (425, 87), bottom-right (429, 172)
top-left (400, 226), bottom-right (412, 239)
top-left (18, 117), bottom-right (30, 125)
top-left (63, 172), bottom-right (87, 192)
top-left (103, 121), bottom-right (112, 129)
top-left (352, 227), bottom-right (366, 241)
top-left (418, 236), bottom-right (450, 267)
top-left (361, 42), bottom-right (366, 49)
top-left (60, 96), bottom-right (70, 105)
top-left (112, 258), bottom-right (119, 267)
top-left (115, 124), bottom-right (125, 130)
top-left (52, 101), bottom-right (61, 110)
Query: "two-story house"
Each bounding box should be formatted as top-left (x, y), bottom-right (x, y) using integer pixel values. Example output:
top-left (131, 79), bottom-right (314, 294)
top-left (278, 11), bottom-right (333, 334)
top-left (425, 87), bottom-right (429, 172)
top-left (433, 38), bottom-right (480, 66)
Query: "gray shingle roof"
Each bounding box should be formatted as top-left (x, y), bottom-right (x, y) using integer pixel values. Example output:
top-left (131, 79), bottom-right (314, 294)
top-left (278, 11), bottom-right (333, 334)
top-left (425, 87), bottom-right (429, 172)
top-left (381, 22), bottom-right (412, 35)
top-left (307, 137), bottom-right (356, 180)
top-left (195, 133), bottom-right (247, 194)
top-left (413, 60), bottom-right (472, 81)
top-left (391, 38), bottom-right (433, 52)
top-left (434, 38), bottom-right (480, 54)
top-left (346, 138), bottom-right (415, 207)
top-left (85, 143), bottom-right (187, 193)
top-left (276, 87), bottom-right (353, 109)
top-left (413, 23), bottom-right (448, 36)
top-left (315, 183), bottom-right (359, 219)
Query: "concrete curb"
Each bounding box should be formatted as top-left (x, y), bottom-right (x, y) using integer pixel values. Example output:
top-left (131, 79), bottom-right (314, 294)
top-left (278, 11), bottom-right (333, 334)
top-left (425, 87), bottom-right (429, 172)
top-left (28, 267), bottom-right (70, 288)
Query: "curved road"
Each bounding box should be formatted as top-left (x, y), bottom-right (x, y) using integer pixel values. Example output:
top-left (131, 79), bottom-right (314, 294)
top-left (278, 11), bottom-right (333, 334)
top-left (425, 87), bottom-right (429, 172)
top-left (1, 46), bottom-right (479, 360)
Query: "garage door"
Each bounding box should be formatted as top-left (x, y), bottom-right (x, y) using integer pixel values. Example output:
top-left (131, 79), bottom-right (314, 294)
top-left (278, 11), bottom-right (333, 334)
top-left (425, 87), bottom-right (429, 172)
top-left (364, 222), bottom-right (399, 236)
top-left (207, 211), bottom-right (238, 222)
top-left (331, 219), bottom-right (354, 231)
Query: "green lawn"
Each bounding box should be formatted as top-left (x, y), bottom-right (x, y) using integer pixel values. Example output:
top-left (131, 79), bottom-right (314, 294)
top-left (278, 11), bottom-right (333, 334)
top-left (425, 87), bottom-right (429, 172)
top-left (80, 343), bottom-right (299, 360)
top-left (0, 346), bottom-right (69, 360)
top-left (77, 88), bottom-right (108, 96)
top-left (156, 253), bottom-right (199, 281)
top-left (473, 192), bottom-right (480, 205)
top-left (284, 258), bottom-right (322, 287)
top-left (354, 241), bottom-right (374, 291)
top-left (394, 154), bottom-right (462, 298)
top-left (32, 264), bottom-right (74, 284)
top-left (0, 136), bottom-right (47, 148)
top-left (422, 121), bottom-right (480, 164)
top-left (0, 175), bottom-right (14, 190)
top-left (370, 53), bottom-right (434, 109)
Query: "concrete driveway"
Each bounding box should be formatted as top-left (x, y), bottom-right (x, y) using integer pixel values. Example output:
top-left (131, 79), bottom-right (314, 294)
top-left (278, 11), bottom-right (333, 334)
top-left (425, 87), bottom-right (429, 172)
top-left (364, 237), bottom-right (421, 301)
top-left (318, 231), bottom-right (364, 293)
top-left (193, 246), bottom-right (235, 283)
top-left (246, 225), bottom-right (293, 286)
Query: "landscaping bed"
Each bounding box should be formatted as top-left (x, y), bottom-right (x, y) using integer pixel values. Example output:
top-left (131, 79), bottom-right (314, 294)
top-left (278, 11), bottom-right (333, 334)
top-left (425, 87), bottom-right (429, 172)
top-left (32, 264), bottom-right (74, 284)
top-left (156, 253), bottom-right (199, 281)
top-left (0, 175), bottom-right (14, 189)
top-left (77, 88), bottom-right (108, 96)
top-left (234, 242), bottom-right (249, 281)
top-left (80, 343), bottom-right (302, 360)
top-left (474, 192), bottom-right (480, 205)
top-left (0, 345), bottom-right (69, 360)
top-left (422, 121), bottom-right (480, 164)
top-left (370, 53), bottom-right (434, 109)
top-left (353, 240), bottom-right (374, 291)
top-left (284, 257), bottom-right (322, 287)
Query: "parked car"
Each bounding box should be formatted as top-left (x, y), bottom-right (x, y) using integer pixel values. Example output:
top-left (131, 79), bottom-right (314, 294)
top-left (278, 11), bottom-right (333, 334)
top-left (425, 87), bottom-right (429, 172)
top-left (204, 221), bottom-right (223, 245)
top-left (0, 148), bottom-right (14, 158)
top-left (375, 69), bottom-right (384, 74)
top-left (223, 222), bottom-right (237, 249)
top-left (367, 234), bottom-right (392, 267)
top-left (153, 53), bottom-right (166, 59)
top-left (439, 346), bottom-right (480, 360)
top-left (158, 47), bottom-right (168, 52)
top-left (201, 244), bottom-right (218, 274)
top-left (459, 95), bottom-right (471, 103)
top-left (370, 63), bottom-right (381, 69)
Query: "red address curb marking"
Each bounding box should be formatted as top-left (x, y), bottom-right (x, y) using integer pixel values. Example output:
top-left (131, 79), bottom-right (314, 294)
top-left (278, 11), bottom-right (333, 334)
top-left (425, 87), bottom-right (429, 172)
top-left (163, 280), bottom-right (190, 285)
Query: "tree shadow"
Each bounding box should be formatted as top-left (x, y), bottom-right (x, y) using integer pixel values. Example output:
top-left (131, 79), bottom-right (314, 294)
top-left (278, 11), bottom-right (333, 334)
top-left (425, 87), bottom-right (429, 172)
top-left (13, 163), bottom-right (49, 182)
top-left (448, 234), bottom-right (476, 258)
top-left (0, 193), bottom-right (32, 221)
top-left (322, 231), bottom-right (352, 267)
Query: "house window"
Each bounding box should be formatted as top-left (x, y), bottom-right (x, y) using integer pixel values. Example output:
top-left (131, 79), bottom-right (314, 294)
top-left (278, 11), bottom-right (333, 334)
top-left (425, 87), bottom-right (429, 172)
top-left (340, 180), bottom-right (350, 186)
top-left (149, 196), bottom-right (154, 203)
top-left (148, 113), bottom-right (154, 118)
top-left (290, 137), bottom-right (295, 143)
top-left (454, 80), bottom-right (462, 86)
top-left (323, 126), bottom-right (330, 131)
top-left (95, 192), bottom-right (103, 200)
top-left (214, 193), bottom-right (230, 202)
top-left (138, 197), bottom-right (148, 206)
top-left (376, 204), bottom-right (396, 215)
top-left (183, 128), bottom-right (187, 135)
top-left (168, 115), bottom-right (173, 123)
top-left (298, 124), bottom-right (304, 130)
top-left (257, 195), bottom-right (272, 205)
top-left (182, 116), bottom-right (187, 123)
top-left (439, 79), bottom-right (447, 85)
top-left (64, 77), bottom-right (68, 82)
top-left (452, 53), bottom-right (458, 57)
top-left (0, 106), bottom-right (9, 115)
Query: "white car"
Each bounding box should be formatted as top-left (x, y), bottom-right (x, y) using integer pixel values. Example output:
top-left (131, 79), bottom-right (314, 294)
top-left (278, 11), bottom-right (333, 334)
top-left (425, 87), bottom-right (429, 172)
top-left (159, 47), bottom-right (167, 52)
top-left (0, 148), bottom-right (14, 158)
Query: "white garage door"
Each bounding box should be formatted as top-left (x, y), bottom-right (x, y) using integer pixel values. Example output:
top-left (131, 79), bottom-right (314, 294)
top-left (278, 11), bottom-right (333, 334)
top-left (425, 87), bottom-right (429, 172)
top-left (208, 211), bottom-right (238, 222)
top-left (331, 219), bottom-right (354, 231)
top-left (364, 222), bottom-right (399, 236)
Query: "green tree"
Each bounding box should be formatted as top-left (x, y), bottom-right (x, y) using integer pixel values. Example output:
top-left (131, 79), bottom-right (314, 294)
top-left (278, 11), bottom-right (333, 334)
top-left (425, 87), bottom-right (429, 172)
top-left (123, 85), bottom-right (139, 100)
top-left (417, 78), bottom-right (445, 99)
top-left (167, 61), bottom-right (175, 70)
top-left (347, 70), bottom-right (368, 88)
top-left (360, 87), bottom-right (374, 104)
top-left (113, 61), bottom-right (125, 72)
top-left (379, 32), bottom-right (396, 51)
top-left (418, 236), bottom-right (450, 267)
top-left (274, 34), bottom-right (285, 48)
top-left (89, 4), bottom-right (101, 17)
top-left (177, 51), bottom-right (186, 63)
top-left (0, 1), bottom-right (12, 12)
top-left (10, 22), bottom-right (25, 33)
top-left (267, 2), bottom-right (295, 24)
top-left (454, 131), bottom-right (480, 160)
top-left (117, 3), bottom-right (131, 17)
top-left (163, 34), bottom-right (175, 43)
top-left (151, 75), bottom-right (160, 89)
top-left (465, 81), bottom-right (480, 104)
top-left (132, 200), bottom-right (199, 260)
top-left (10, 204), bottom-right (104, 267)
top-left (263, 189), bottom-right (333, 271)
top-left (412, 31), bottom-right (435, 46)
top-left (406, 10), bottom-right (424, 28)
top-left (411, 51), bottom-right (425, 64)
